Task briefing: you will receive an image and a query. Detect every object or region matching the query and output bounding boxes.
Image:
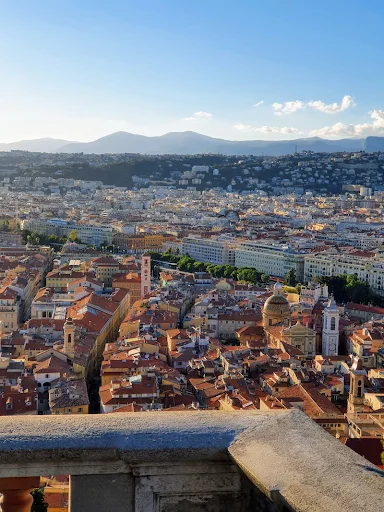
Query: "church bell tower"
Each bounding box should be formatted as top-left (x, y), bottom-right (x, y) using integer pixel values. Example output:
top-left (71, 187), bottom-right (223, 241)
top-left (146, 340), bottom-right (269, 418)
top-left (64, 317), bottom-right (75, 360)
top-left (141, 253), bottom-right (151, 298)
top-left (322, 296), bottom-right (339, 356)
top-left (348, 356), bottom-right (366, 414)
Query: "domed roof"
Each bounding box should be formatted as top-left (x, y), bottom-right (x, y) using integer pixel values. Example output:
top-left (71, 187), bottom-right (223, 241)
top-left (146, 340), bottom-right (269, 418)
top-left (263, 285), bottom-right (291, 316)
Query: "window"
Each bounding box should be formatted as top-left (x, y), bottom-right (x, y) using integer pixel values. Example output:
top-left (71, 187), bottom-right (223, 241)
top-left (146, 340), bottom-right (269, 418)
top-left (78, 407), bottom-right (82, 412)
top-left (331, 317), bottom-right (336, 330)
top-left (357, 379), bottom-right (362, 398)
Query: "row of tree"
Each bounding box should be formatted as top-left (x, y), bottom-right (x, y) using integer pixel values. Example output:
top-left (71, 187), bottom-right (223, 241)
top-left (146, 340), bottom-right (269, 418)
top-left (313, 274), bottom-right (384, 307)
top-left (152, 251), bottom-right (384, 306)
top-left (21, 229), bottom-right (82, 247)
top-left (150, 250), bottom-right (270, 285)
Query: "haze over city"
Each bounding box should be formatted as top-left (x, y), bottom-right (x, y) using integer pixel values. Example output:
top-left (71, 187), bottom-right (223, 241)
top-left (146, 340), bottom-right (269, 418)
top-left (2, 0), bottom-right (384, 143)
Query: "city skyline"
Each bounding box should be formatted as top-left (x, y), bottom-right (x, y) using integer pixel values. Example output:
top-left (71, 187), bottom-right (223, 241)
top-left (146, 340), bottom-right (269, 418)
top-left (2, 1), bottom-right (384, 142)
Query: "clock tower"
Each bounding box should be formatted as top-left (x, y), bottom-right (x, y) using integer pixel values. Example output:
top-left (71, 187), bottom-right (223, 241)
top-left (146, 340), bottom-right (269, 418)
top-left (141, 253), bottom-right (151, 298)
top-left (322, 296), bottom-right (339, 356)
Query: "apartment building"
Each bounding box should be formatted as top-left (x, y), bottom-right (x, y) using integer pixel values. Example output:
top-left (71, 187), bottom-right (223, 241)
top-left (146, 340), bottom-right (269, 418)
top-left (112, 233), bottom-right (163, 253)
top-left (181, 237), bottom-right (236, 265)
top-left (0, 287), bottom-right (19, 333)
top-left (304, 251), bottom-right (384, 293)
top-left (235, 241), bottom-right (305, 281)
top-left (22, 219), bottom-right (113, 246)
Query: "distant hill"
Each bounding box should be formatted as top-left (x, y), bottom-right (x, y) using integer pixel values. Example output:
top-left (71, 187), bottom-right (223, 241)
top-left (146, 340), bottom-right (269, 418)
top-left (0, 131), bottom-right (375, 156)
top-left (0, 137), bottom-right (74, 153)
top-left (57, 131), bottom-right (366, 156)
top-left (364, 136), bottom-right (384, 152)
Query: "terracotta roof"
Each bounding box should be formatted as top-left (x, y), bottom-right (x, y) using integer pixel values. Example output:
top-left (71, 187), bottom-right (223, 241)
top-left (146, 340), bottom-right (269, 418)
top-left (276, 384), bottom-right (342, 418)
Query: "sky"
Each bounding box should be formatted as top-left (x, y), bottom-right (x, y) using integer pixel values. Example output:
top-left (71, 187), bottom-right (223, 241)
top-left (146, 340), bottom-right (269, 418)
top-left (1, 0), bottom-right (384, 143)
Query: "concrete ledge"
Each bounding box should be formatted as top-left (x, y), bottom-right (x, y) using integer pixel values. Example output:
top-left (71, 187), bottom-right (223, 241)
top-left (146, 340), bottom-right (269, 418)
top-left (229, 410), bottom-right (384, 512)
top-left (0, 410), bottom-right (382, 512)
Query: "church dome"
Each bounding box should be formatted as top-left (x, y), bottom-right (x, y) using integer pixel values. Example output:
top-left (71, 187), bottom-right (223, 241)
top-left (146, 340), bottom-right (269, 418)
top-left (262, 283), bottom-right (291, 327)
top-left (263, 293), bottom-right (291, 316)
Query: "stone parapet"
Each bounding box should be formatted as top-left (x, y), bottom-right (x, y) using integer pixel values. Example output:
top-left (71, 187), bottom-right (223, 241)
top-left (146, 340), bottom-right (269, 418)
top-left (0, 410), bottom-right (381, 512)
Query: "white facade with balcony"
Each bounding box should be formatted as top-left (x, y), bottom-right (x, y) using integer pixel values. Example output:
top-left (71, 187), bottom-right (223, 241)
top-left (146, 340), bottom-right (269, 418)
top-left (304, 252), bottom-right (384, 293)
top-left (182, 237), bottom-right (236, 265)
top-left (235, 242), bottom-right (304, 281)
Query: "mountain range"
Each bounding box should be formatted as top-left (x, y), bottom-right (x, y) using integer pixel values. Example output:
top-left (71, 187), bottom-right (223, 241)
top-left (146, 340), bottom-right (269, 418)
top-left (1, 131), bottom-right (384, 156)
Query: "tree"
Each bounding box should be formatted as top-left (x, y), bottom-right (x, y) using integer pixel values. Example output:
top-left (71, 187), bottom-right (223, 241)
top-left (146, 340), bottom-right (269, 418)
top-left (284, 269), bottom-right (297, 287)
top-left (47, 234), bottom-right (60, 243)
top-left (261, 274), bottom-right (270, 284)
top-left (152, 264), bottom-right (161, 279)
top-left (345, 274), bottom-right (370, 303)
top-left (193, 261), bottom-right (206, 272)
top-left (213, 265), bottom-right (226, 278)
top-left (31, 487), bottom-right (48, 512)
top-left (223, 265), bottom-right (237, 278)
top-left (68, 229), bottom-right (78, 242)
top-left (236, 268), bottom-right (257, 284)
top-left (176, 254), bottom-right (194, 272)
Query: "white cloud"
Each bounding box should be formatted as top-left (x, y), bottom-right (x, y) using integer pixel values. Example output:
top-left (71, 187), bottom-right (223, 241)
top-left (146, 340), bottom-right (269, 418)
top-left (193, 111), bottom-right (213, 118)
top-left (253, 100), bottom-right (264, 107)
top-left (184, 111), bottom-right (213, 121)
top-left (370, 109), bottom-right (384, 128)
top-left (309, 122), bottom-right (368, 138)
top-left (307, 95), bottom-right (356, 113)
top-left (234, 123), bottom-right (302, 135)
top-left (309, 109), bottom-right (384, 138)
top-left (272, 95), bottom-right (356, 116)
top-left (273, 100), bottom-right (305, 116)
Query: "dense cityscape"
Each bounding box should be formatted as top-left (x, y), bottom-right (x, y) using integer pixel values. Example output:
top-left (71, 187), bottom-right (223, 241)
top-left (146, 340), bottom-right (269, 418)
top-left (2, 1), bottom-right (384, 511)
top-left (0, 147), bottom-right (382, 509)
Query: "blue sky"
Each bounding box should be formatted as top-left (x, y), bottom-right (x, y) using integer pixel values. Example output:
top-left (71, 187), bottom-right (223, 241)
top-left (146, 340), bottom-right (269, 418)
top-left (1, 0), bottom-right (384, 142)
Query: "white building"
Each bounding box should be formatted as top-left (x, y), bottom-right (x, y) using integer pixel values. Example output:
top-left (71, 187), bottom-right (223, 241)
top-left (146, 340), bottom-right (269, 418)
top-left (182, 237), bottom-right (236, 265)
top-left (235, 241), bottom-right (305, 280)
top-left (304, 251), bottom-right (384, 294)
top-left (300, 283), bottom-right (328, 305)
top-left (22, 218), bottom-right (113, 246)
top-left (192, 165), bottom-right (209, 173)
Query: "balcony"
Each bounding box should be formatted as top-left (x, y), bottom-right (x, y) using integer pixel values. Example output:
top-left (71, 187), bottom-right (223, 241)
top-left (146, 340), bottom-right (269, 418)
top-left (0, 410), bottom-right (381, 512)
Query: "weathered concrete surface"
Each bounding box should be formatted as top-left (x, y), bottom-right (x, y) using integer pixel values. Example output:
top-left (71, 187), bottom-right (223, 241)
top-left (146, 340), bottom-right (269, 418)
top-left (229, 410), bottom-right (384, 512)
top-left (0, 410), bottom-right (381, 512)
top-left (0, 410), bottom-right (267, 453)
top-left (134, 461), bottom-right (245, 512)
top-left (70, 473), bottom-right (134, 512)
top-left (0, 411), bottom-right (281, 476)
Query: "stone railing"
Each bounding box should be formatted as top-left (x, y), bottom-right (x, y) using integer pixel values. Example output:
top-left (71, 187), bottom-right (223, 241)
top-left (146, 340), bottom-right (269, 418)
top-left (0, 409), bottom-right (382, 512)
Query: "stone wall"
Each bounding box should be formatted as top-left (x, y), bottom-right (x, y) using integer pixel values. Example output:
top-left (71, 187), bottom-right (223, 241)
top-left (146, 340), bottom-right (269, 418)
top-left (0, 410), bottom-right (382, 512)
